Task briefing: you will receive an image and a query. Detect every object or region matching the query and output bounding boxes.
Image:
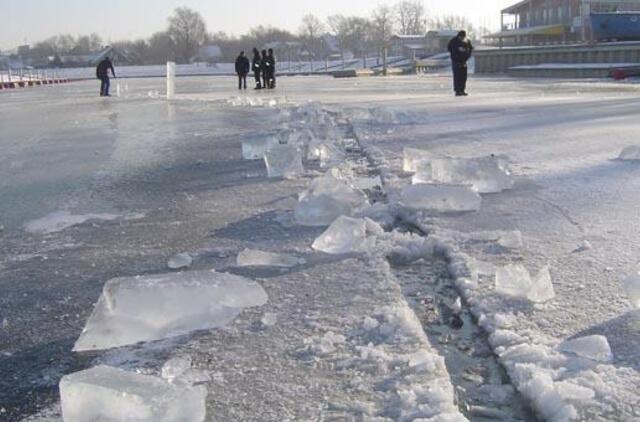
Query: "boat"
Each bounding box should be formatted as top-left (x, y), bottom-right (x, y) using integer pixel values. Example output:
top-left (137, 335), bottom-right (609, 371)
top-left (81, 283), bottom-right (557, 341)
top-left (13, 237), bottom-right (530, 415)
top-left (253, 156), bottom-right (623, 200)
top-left (590, 12), bottom-right (640, 41)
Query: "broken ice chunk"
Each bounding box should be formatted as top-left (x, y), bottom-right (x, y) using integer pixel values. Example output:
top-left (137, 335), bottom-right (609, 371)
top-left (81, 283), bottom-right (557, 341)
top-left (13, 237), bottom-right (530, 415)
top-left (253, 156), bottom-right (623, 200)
top-left (622, 272), bottom-right (640, 308)
top-left (168, 253), bottom-right (192, 270)
top-left (497, 231), bottom-right (523, 249)
top-left (495, 264), bottom-right (533, 299)
top-left (241, 136), bottom-right (279, 160)
top-left (558, 335), bottom-right (613, 363)
top-left (162, 356), bottom-right (192, 383)
top-left (400, 184), bottom-right (482, 213)
top-left (263, 145), bottom-right (304, 179)
top-left (312, 216), bottom-right (367, 254)
top-left (403, 148), bottom-right (435, 173)
top-left (60, 365), bottom-right (206, 422)
top-left (429, 156), bottom-right (514, 193)
top-left (236, 248), bottom-right (305, 268)
top-left (618, 145), bottom-right (640, 161)
top-left (73, 270), bottom-right (268, 351)
top-left (527, 266), bottom-right (556, 303)
top-left (294, 176), bottom-right (368, 226)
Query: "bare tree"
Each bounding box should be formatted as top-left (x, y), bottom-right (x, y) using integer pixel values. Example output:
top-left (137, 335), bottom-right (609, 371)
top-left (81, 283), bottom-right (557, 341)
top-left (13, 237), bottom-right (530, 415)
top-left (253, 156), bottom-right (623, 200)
top-left (430, 15), bottom-right (488, 41)
top-left (327, 14), bottom-right (350, 61)
top-left (167, 7), bottom-right (207, 63)
top-left (370, 5), bottom-right (395, 56)
top-left (299, 14), bottom-right (325, 59)
top-left (395, 0), bottom-right (427, 35)
top-left (148, 31), bottom-right (177, 63)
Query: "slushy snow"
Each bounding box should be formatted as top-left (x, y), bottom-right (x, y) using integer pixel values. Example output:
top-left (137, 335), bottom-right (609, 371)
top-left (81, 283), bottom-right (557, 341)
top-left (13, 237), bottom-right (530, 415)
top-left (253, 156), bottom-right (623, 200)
top-left (400, 184), bottom-right (482, 213)
top-left (236, 248), bottom-right (305, 268)
top-left (73, 270), bottom-right (268, 351)
top-left (60, 365), bottom-right (206, 422)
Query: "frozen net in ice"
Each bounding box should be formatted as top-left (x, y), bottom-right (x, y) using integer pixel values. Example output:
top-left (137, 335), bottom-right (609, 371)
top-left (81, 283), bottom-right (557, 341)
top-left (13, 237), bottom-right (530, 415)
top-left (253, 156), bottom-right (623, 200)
top-left (294, 176), bottom-right (368, 226)
top-left (263, 145), bottom-right (304, 179)
top-left (400, 184), bottom-right (482, 213)
top-left (428, 156), bottom-right (514, 193)
top-left (60, 365), bottom-right (207, 422)
top-left (73, 270), bottom-right (268, 351)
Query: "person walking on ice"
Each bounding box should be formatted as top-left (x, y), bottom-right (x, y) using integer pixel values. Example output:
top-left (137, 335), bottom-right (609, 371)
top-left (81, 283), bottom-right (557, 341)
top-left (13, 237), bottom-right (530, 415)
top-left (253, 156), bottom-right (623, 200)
top-left (235, 51), bottom-right (250, 90)
top-left (96, 56), bottom-right (116, 97)
top-left (448, 30), bottom-right (473, 97)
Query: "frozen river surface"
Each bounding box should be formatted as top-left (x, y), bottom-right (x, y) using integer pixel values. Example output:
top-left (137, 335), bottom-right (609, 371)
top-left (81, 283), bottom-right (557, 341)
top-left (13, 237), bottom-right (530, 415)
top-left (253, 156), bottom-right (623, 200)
top-left (2, 74), bottom-right (640, 421)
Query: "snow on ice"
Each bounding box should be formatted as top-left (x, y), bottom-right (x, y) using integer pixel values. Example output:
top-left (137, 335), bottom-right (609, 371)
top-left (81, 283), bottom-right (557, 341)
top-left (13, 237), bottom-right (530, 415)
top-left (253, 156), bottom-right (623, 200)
top-left (400, 184), bottom-right (482, 213)
top-left (60, 365), bottom-right (206, 422)
top-left (263, 144), bottom-right (304, 179)
top-left (294, 176), bottom-right (368, 226)
top-left (236, 248), bottom-right (305, 268)
top-left (558, 335), bottom-right (614, 363)
top-left (167, 253), bottom-right (193, 270)
top-left (73, 270), bottom-right (268, 351)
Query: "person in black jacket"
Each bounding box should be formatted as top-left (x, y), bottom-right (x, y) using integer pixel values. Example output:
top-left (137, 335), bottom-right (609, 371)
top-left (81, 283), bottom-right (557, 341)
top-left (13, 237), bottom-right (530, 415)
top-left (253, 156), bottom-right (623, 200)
top-left (261, 49), bottom-right (269, 90)
top-left (96, 56), bottom-right (116, 97)
top-left (447, 31), bottom-right (473, 96)
top-left (252, 48), bottom-right (262, 89)
top-left (235, 51), bottom-right (250, 90)
top-left (266, 48), bottom-right (276, 89)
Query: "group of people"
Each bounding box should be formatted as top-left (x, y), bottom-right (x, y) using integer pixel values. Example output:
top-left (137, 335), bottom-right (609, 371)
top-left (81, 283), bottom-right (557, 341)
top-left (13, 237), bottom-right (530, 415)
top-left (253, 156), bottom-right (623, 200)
top-left (235, 48), bottom-right (276, 90)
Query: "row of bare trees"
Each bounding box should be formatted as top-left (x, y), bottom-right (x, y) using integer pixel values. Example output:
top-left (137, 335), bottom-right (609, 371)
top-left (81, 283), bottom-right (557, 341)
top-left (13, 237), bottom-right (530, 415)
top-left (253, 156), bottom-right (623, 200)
top-left (21, 2), bottom-right (487, 65)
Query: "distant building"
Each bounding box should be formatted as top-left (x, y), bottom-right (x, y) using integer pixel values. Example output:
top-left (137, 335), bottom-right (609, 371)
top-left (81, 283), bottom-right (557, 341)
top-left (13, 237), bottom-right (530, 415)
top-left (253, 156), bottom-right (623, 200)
top-left (58, 46), bottom-right (135, 67)
top-left (390, 35), bottom-right (428, 59)
top-left (487, 0), bottom-right (640, 46)
top-left (426, 30), bottom-right (459, 53)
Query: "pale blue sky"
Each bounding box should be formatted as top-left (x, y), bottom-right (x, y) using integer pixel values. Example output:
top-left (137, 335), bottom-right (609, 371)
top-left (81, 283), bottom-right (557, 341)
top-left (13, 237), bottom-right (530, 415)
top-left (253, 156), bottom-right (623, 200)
top-left (1, 0), bottom-right (515, 50)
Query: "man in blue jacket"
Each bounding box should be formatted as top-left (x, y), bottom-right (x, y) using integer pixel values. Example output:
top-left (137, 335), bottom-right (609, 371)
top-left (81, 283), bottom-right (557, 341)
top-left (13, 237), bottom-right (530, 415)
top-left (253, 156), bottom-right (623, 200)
top-left (447, 31), bottom-right (473, 96)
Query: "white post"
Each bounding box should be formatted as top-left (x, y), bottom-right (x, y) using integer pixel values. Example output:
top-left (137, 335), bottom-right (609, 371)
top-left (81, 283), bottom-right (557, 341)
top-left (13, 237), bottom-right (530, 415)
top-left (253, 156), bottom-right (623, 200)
top-left (166, 61), bottom-right (176, 99)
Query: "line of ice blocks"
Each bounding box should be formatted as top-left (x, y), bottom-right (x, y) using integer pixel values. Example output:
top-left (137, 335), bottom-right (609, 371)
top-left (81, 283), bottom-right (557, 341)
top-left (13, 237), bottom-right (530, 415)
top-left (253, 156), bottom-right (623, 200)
top-left (73, 270), bottom-right (268, 351)
top-left (495, 264), bottom-right (555, 303)
top-left (403, 147), bottom-right (437, 173)
top-left (263, 144), bottom-right (304, 179)
top-left (400, 183), bottom-right (482, 213)
top-left (236, 248), bottom-right (305, 268)
top-left (294, 176), bottom-right (369, 226)
top-left (60, 365), bottom-right (207, 422)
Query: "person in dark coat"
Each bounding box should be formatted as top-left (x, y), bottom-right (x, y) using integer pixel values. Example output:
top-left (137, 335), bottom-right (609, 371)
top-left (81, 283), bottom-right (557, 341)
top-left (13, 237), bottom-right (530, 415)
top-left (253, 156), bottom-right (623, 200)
top-left (235, 51), bottom-right (250, 90)
top-left (261, 49), bottom-right (269, 90)
top-left (447, 31), bottom-right (473, 96)
top-left (266, 48), bottom-right (276, 89)
top-left (252, 48), bottom-right (262, 89)
top-left (96, 56), bottom-right (116, 97)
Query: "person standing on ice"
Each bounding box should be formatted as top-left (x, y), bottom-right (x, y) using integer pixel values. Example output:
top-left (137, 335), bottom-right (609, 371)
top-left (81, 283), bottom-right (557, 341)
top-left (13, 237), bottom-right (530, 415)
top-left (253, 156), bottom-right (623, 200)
top-left (447, 31), bottom-right (473, 97)
top-left (96, 56), bottom-right (116, 97)
top-left (266, 48), bottom-right (276, 89)
top-left (261, 49), bottom-right (270, 89)
top-left (235, 51), bottom-right (250, 90)
top-left (252, 48), bottom-right (262, 89)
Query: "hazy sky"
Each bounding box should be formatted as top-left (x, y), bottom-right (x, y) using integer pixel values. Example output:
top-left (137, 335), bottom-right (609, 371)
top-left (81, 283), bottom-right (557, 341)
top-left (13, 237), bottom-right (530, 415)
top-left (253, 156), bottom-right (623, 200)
top-left (1, 0), bottom-right (515, 50)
